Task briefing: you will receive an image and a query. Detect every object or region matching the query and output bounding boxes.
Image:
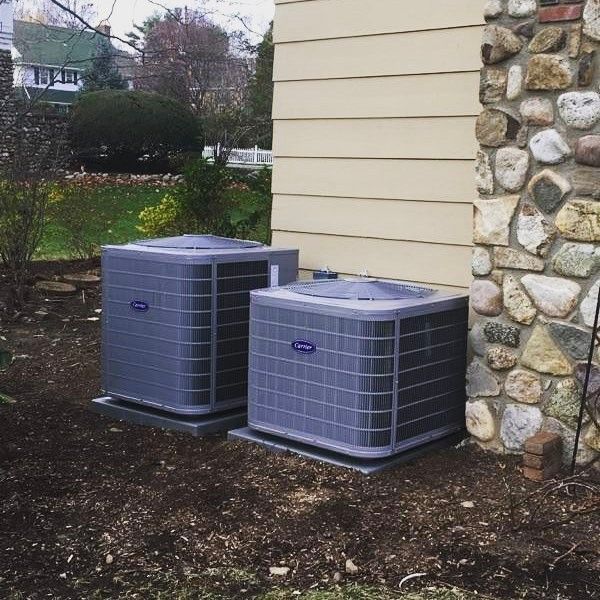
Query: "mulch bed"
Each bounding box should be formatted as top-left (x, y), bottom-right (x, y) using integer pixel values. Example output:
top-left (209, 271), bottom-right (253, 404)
top-left (1, 260), bottom-right (599, 599)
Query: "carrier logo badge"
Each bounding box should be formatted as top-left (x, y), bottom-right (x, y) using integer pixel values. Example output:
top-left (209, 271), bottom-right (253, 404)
top-left (130, 300), bottom-right (149, 312)
top-left (292, 339), bottom-right (316, 354)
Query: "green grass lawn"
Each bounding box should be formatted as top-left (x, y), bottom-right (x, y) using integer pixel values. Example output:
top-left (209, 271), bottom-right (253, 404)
top-left (37, 184), bottom-right (168, 260)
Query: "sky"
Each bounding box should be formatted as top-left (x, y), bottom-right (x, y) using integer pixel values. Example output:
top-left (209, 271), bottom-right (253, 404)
top-left (96, 0), bottom-right (274, 43)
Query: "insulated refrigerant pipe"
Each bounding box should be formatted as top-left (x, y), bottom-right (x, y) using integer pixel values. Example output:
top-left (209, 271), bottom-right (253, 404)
top-left (571, 283), bottom-right (600, 475)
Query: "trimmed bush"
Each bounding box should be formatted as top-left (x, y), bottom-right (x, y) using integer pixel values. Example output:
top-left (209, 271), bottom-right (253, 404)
top-left (70, 90), bottom-right (201, 172)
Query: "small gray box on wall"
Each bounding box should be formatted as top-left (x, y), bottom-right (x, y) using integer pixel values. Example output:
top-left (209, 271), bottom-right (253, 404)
top-left (101, 235), bottom-right (298, 415)
top-left (247, 279), bottom-right (469, 459)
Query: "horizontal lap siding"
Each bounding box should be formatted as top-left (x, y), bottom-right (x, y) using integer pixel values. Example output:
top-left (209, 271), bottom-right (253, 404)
top-left (271, 0), bottom-right (482, 289)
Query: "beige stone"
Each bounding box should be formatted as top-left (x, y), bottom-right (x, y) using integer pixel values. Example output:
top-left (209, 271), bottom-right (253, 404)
top-left (525, 55), bottom-right (572, 90)
top-left (584, 425), bottom-right (600, 452)
top-left (482, 25), bottom-right (524, 65)
top-left (520, 98), bottom-right (554, 126)
top-left (505, 369), bottom-right (542, 404)
top-left (476, 108), bottom-right (521, 147)
top-left (466, 400), bottom-right (497, 442)
top-left (529, 27), bottom-right (567, 54)
top-left (555, 200), bottom-right (600, 242)
top-left (494, 247), bottom-right (545, 271)
top-left (517, 203), bottom-right (556, 257)
top-left (471, 280), bottom-right (503, 316)
top-left (473, 196), bottom-right (520, 246)
top-left (521, 275), bottom-right (581, 318)
top-left (521, 325), bottom-right (573, 376)
top-left (487, 347), bottom-right (517, 370)
top-left (480, 68), bottom-right (508, 104)
top-left (503, 274), bottom-right (536, 325)
top-left (475, 150), bottom-right (494, 195)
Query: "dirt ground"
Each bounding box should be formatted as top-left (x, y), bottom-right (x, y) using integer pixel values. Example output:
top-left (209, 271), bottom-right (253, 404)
top-left (1, 261), bottom-right (599, 600)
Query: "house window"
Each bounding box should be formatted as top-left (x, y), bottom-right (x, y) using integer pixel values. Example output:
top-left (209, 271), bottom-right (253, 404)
top-left (65, 70), bottom-right (77, 84)
top-left (39, 68), bottom-right (49, 85)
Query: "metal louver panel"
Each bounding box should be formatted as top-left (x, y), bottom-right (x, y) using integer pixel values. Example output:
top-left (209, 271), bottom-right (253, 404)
top-left (287, 278), bottom-right (435, 300)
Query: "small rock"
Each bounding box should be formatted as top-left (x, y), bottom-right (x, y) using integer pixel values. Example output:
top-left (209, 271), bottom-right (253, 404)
top-left (584, 425), bottom-right (600, 452)
top-left (508, 0), bottom-right (536, 18)
top-left (568, 23), bottom-right (582, 59)
top-left (572, 168), bottom-right (600, 199)
top-left (476, 108), bottom-right (521, 147)
top-left (484, 0), bottom-right (504, 20)
top-left (544, 379), bottom-right (582, 429)
top-left (557, 92), bottom-right (600, 130)
top-left (549, 322), bottom-right (593, 362)
top-left (506, 65), bottom-right (523, 100)
top-left (487, 346), bottom-right (517, 370)
top-left (555, 200), bottom-right (600, 242)
top-left (527, 169), bottom-right (571, 214)
top-left (484, 322), bottom-right (521, 348)
top-left (333, 571), bottom-right (343, 583)
top-left (513, 19), bottom-right (536, 39)
top-left (529, 27), bottom-right (567, 53)
top-left (345, 559), bottom-right (359, 575)
top-left (466, 400), bottom-right (497, 441)
top-left (494, 147), bottom-right (529, 192)
top-left (574, 135), bottom-right (600, 167)
top-left (475, 150), bottom-right (494, 195)
top-left (270, 567), bottom-right (290, 577)
top-left (529, 129), bottom-right (572, 165)
top-left (578, 51), bottom-right (595, 87)
top-left (525, 55), bottom-right (572, 90)
top-left (472, 247), bottom-right (493, 277)
top-left (481, 25), bottom-right (524, 65)
top-left (473, 195), bottom-right (520, 246)
top-left (461, 500), bottom-right (476, 509)
top-left (521, 275), bottom-right (580, 318)
top-left (471, 280), bottom-right (503, 317)
top-left (521, 325), bottom-right (573, 375)
top-left (494, 247), bottom-right (545, 271)
top-left (520, 97), bottom-right (554, 126)
top-left (105, 554), bottom-right (114, 565)
top-left (480, 68), bottom-right (508, 104)
top-left (580, 280), bottom-right (600, 328)
top-left (517, 203), bottom-right (556, 256)
top-left (583, 0), bottom-right (600, 42)
top-left (467, 360), bottom-right (501, 397)
top-left (503, 274), bottom-right (537, 325)
top-left (505, 369), bottom-right (542, 404)
top-left (574, 362), bottom-right (600, 396)
top-left (500, 404), bottom-right (543, 452)
top-left (552, 243), bottom-right (598, 278)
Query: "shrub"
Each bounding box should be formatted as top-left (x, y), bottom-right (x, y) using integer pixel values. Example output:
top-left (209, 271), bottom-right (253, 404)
top-left (70, 90), bottom-right (202, 172)
top-left (137, 162), bottom-right (273, 244)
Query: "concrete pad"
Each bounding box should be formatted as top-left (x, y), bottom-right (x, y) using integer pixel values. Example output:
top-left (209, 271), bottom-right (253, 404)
top-left (228, 427), bottom-right (466, 475)
top-left (91, 397), bottom-right (246, 437)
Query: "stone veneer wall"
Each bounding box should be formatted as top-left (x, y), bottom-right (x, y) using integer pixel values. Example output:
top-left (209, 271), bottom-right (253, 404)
top-left (0, 50), bottom-right (69, 169)
top-left (467, 0), bottom-right (600, 464)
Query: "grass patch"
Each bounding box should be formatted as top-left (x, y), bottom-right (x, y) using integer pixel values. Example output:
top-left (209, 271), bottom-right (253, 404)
top-left (37, 184), bottom-right (167, 260)
top-left (262, 586), bottom-right (485, 600)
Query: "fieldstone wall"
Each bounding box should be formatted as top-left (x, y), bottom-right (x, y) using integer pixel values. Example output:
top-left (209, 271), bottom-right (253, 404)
top-left (0, 49), bottom-right (69, 170)
top-left (468, 0), bottom-right (600, 464)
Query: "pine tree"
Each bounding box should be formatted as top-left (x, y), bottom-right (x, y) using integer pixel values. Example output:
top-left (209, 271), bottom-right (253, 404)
top-left (82, 37), bottom-right (127, 92)
top-left (247, 23), bottom-right (274, 149)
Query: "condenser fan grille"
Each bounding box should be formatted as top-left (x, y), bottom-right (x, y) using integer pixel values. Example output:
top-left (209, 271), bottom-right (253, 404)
top-left (134, 234), bottom-right (263, 250)
top-left (287, 279), bottom-right (435, 300)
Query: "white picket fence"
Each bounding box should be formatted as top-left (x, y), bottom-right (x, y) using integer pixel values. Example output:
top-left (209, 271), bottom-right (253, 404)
top-left (202, 144), bottom-right (273, 166)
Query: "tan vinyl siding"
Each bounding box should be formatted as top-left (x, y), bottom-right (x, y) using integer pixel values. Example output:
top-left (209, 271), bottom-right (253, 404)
top-left (271, 0), bottom-right (483, 290)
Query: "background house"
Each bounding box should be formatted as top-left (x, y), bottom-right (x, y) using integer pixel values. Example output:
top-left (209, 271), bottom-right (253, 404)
top-left (0, 0), bottom-right (133, 111)
top-left (269, 0), bottom-right (485, 294)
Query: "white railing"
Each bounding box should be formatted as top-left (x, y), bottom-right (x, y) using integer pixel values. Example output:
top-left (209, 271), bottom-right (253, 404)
top-left (202, 144), bottom-right (273, 166)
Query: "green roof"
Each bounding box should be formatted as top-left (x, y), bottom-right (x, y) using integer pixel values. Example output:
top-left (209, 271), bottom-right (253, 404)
top-left (14, 20), bottom-right (101, 69)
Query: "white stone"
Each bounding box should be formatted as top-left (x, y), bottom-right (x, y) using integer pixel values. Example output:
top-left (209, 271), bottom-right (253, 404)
top-left (583, 0), bottom-right (600, 42)
top-left (557, 92), bottom-right (600, 130)
top-left (500, 404), bottom-right (543, 452)
top-left (503, 274), bottom-right (537, 325)
top-left (472, 247), bottom-right (493, 276)
top-left (505, 369), bottom-right (542, 404)
top-left (475, 150), bottom-right (494, 195)
top-left (506, 65), bottom-right (523, 101)
top-left (473, 196), bottom-right (520, 246)
top-left (580, 279), bottom-right (600, 327)
top-left (494, 247), bottom-right (545, 271)
top-left (495, 147), bottom-right (529, 192)
top-left (517, 203), bottom-right (556, 256)
top-left (529, 129), bottom-right (572, 165)
top-left (466, 401), bottom-right (496, 442)
top-left (520, 98), bottom-right (554, 126)
top-left (508, 0), bottom-right (536, 17)
top-left (484, 0), bottom-right (503, 19)
top-left (521, 275), bottom-right (581, 317)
